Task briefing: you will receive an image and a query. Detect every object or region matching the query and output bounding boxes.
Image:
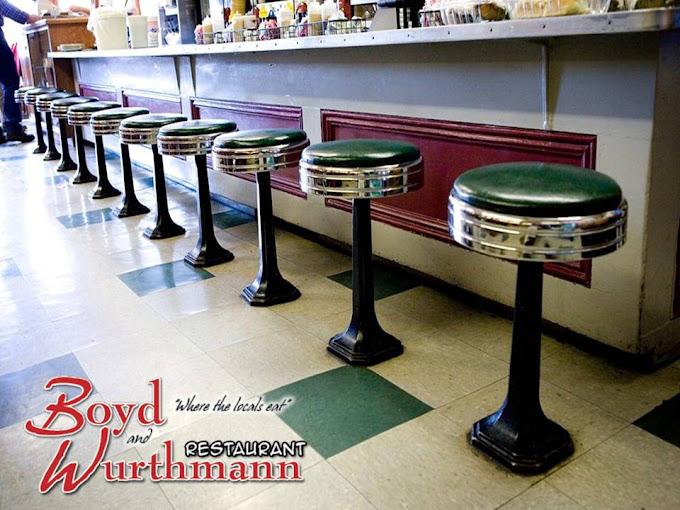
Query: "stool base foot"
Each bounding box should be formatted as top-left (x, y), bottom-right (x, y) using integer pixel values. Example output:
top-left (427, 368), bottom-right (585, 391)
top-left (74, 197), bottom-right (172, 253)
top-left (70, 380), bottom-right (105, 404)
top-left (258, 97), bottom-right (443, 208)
top-left (328, 326), bottom-right (403, 366)
top-left (72, 171), bottom-right (98, 185)
top-left (184, 243), bottom-right (234, 268)
top-left (241, 276), bottom-right (300, 307)
top-left (114, 200), bottom-right (150, 218)
top-left (33, 144), bottom-right (47, 154)
top-left (43, 151), bottom-right (60, 162)
top-left (144, 221), bottom-right (185, 240)
top-left (90, 184), bottom-right (121, 199)
top-left (470, 409), bottom-right (574, 474)
top-left (56, 160), bottom-right (77, 172)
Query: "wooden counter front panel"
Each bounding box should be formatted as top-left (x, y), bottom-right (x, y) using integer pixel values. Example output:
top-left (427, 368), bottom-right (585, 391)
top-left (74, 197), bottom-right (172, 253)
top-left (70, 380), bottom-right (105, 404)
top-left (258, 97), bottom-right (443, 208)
top-left (321, 110), bottom-right (597, 286)
top-left (122, 90), bottom-right (182, 113)
top-left (78, 84), bottom-right (116, 102)
top-left (192, 98), bottom-right (305, 198)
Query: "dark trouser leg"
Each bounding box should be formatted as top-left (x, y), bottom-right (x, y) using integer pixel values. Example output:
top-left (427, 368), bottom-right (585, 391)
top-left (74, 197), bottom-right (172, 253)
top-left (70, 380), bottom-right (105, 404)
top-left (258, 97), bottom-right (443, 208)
top-left (241, 171), bottom-right (300, 306)
top-left (114, 143), bottom-right (149, 217)
top-left (327, 199), bottom-right (403, 365)
top-left (71, 126), bottom-right (97, 184)
top-left (144, 144), bottom-right (184, 239)
top-left (470, 262), bottom-right (573, 473)
top-left (184, 154), bottom-right (233, 267)
top-left (43, 112), bottom-right (61, 161)
top-left (56, 119), bottom-right (77, 172)
top-left (0, 31), bottom-right (22, 135)
top-left (32, 107), bottom-right (47, 154)
top-left (90, 134), bottom-right (121, 199)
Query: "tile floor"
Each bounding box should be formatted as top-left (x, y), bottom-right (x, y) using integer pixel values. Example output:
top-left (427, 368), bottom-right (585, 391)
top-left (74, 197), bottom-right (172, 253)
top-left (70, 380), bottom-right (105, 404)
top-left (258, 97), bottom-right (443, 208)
top-left (1, 136), bottom-right (679, 510)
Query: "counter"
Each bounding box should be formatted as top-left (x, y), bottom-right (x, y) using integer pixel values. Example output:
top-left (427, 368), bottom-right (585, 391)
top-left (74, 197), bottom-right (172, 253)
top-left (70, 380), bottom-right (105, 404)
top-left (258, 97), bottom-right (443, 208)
top-left (50, 9), bottom-right (680, 366)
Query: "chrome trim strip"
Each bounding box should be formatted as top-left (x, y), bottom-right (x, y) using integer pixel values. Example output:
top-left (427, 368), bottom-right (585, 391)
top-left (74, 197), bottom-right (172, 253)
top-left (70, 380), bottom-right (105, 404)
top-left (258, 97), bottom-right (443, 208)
top-left (447, 195), bottom-right (627, 262)
top-left (90, 118), bottom-right (123, 135)
top-left (212, 139), bottom-right (309, 174)
top-left (68, 111), bottom-right (94, 126)
top-left (119, 126), bottom-right (161, 145)
top-left (299, 157), bottom-right (424, 198)
top-left (157, 133), bottom-right (222, 156)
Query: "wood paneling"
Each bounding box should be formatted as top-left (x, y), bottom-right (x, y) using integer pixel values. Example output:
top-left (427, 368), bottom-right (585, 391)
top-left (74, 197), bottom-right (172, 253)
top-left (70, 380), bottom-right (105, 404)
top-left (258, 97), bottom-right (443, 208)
top-left (78, 84), bottom-right (117, 102)
top-left (191, 98), bottom-right (305, 198)
top-left (122, 90), bottom-right (182, 113)
top-left (674, 220), bottom-right (680, 318)
top-left (321, 109), bottom-right (598, 286)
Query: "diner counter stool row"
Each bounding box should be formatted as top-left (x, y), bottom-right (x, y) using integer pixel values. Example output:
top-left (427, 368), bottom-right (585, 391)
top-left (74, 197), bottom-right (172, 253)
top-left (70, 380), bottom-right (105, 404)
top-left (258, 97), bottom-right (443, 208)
top-left (15, 86), bottom-right (628, 476)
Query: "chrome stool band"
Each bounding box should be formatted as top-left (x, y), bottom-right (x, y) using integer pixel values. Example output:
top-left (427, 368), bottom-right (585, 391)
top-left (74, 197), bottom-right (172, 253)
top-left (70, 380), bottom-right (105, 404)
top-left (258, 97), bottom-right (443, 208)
top-left (448, 197), bottom-right (628, 262)
top-left (157, 133), bottom-right (221, 156)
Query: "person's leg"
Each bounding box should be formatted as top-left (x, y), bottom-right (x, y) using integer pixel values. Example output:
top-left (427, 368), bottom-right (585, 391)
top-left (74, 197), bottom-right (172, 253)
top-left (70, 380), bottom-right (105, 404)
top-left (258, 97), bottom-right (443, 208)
top-left (0, 30), bottom-right (23, 136)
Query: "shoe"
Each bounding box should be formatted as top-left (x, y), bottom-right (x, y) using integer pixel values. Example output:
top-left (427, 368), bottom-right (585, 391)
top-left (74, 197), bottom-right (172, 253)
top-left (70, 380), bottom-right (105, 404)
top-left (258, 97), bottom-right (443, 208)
top-left (0, 133), bottom-right (6, 144)
top-left (6, 129), bottom-right (35, 143)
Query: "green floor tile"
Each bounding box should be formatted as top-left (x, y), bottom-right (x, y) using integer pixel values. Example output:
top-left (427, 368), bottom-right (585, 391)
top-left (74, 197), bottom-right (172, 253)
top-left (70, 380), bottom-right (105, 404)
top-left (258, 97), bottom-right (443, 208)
top-left (265, 366), bottom-right (432, 458)
top-left (213, 208), bottom-right (254, 229)
top-left (56, 207), bottom-right (116, 229)
top-left (118, 260), bottom-right (214, 297)
top-left (0, 258), bottom-right (21, 278)
top-left (328, 265), bottom-right (421, 300)
top-left (634, 393), bottom-right (680, 448)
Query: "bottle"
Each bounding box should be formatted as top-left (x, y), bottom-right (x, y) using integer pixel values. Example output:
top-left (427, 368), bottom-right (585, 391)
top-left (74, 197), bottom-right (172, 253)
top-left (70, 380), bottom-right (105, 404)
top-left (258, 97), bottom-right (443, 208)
top-left (308, 1), bottom-right (322, 36)
top-left (202, 16), bottom-right (214, 44)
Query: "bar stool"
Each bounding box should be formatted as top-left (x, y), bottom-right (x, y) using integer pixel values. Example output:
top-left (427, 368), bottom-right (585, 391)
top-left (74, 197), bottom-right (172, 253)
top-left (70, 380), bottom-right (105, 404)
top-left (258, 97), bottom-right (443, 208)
top-left (448, 162), bottom-right (627, 473)
top-left (36, 91), bottom-right (75, 164)
top-left (119, 113), bottom-right (188, 239)
top-left (157, 119), bottom-right (237, 267)
top-left (299, 139), bottom-right (423, 365)
top-left (68, 101), bottom-right (121, 198)
top-left (51, 96), bottom-right (97, 182)
top-left (23, 87), bottom-right (60, 155)
top-left (90, 107), bottom-right (150, 217)
top-left (213, 129), bottom-right (309, 306)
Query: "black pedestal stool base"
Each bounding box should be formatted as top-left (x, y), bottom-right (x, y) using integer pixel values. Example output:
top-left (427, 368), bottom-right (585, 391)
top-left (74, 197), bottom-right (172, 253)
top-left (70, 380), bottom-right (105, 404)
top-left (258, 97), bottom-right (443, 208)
top-left (144, 222), bottom-right (185, 240)
top-left (328, 325), bottom-right (403, 366)
top-left (91, 185), bottom-right (122, 199)
top-left (184, 244), bottom-right (234, 268)
top-left (470, 409), bottom-right (574, 474)
top-left (241, 276), bottom-right (301, 307)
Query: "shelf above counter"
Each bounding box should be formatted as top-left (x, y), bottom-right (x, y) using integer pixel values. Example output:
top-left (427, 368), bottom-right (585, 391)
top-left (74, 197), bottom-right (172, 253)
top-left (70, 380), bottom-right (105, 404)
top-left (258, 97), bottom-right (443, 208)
top-left (50, 8), bottom-right (680, 59)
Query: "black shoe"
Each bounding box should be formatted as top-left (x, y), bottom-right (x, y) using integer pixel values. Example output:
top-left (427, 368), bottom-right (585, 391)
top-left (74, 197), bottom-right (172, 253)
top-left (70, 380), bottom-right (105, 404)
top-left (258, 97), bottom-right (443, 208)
top-left (0, 133), bottom-right (6, 145)
top-left (6, 130), bottom-right (35, 143)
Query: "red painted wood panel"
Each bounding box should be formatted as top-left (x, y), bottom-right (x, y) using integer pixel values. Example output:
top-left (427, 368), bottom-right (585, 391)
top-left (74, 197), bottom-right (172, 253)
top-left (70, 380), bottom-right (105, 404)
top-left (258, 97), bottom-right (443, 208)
top-left (122, 90), bottom-right (182, 113)
top-left (191, 98), bottom-right (305, 198)
top-left (321, 109), bottom-right (598, 286)
top-left (78, 84), bottom-right (116, 102)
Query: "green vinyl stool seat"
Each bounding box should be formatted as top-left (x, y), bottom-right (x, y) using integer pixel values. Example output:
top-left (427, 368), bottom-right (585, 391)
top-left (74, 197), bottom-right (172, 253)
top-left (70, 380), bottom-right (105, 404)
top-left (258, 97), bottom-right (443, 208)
top-left (68, 101), bottom-right (122, 199)
top-left (91, 107), bottom-right (150, 217)
top-left (158, 119), bottom-right (238, 267)
top-left (51, 97), bottom-right (98, 178)
top-left (119, 113), bottom-right (188, 239)
top-left (299, 139), bottom-right (424, 365)
top-left (36, 91), bottom-right (75, 162)
top-left (213, 129), bottom-right (310, 306)
top-left (448, 161), bottom-right (627, 474)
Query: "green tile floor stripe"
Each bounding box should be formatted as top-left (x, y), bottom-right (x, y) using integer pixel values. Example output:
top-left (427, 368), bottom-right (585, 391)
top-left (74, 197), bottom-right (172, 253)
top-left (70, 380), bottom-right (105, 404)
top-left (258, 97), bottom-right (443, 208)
top-left (56, 207), bottom-right (116, 229)
top-left (328, 264), bottom-right (421, 300)
top-left (118, 260), bottom-right (214, 297)
top-left (265, 366), bottom-right (432, 459)
top-left (634, 393), bottom-right (680, 448)
top-left (213, 209), bottom-right (255, 229)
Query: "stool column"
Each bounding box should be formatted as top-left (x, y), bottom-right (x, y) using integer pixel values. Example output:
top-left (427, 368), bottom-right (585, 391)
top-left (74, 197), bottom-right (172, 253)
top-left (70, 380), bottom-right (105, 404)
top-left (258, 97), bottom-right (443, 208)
top-left (71, 126), bottom-right (97, 184)
top-left (43, 112), bottom-right (61, 161)
top-left (91, 135), bottom-right (121, 199)
top-left (144, 144), bottom-right (185, 239)
top-left (32, 107), bottom-right (47, 154)
top-left (185, 154), bottom-right (233, 267)
top-left (242, 171), bottom-right (300, 306)
top-left (56, 119), bottom-right (77, 172)
top-left (470, 261), bottom-right (574, 473)
top-left (328, 199), bottom-right (403, 365)
top-left (114, 143), bottom-right (150, 217)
